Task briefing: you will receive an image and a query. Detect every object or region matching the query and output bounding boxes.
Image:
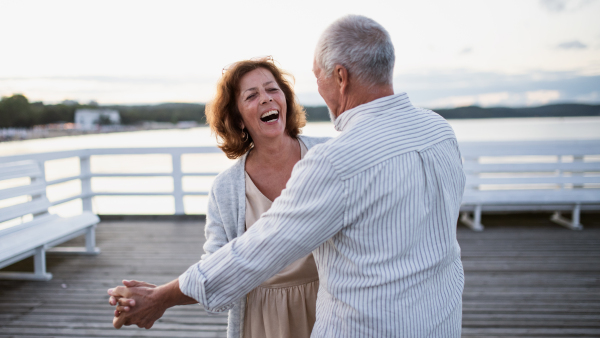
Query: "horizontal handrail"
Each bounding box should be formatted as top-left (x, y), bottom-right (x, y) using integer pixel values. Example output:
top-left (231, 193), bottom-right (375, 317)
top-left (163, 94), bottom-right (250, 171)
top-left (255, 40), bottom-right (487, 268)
top-left (0, 147), bottom-right (223, 164)
top-left (46, 172), bottom-right (220, 185)
top-left (459, 140), bottom-right (600, 158)
top-left (2, 141), bottom-right (600, 216)
top-left (0, 147), bottom-right (223, 215)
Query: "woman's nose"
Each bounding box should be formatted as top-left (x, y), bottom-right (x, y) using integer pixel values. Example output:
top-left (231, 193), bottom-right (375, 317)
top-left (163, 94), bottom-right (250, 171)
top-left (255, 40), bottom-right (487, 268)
top-left (260, 92), bottom-right (273, 104)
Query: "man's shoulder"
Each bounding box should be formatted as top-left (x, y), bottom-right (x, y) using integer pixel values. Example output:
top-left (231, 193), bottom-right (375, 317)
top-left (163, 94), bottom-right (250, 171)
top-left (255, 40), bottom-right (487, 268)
top-left (299, 135), bottom-right (332, 149)
top-left (321, 107), bottom-right (457, 179)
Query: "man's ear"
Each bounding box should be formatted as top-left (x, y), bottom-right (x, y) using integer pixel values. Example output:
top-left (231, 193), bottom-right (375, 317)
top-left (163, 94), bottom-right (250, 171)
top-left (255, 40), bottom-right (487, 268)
top-left (334, 65), bottom-right (349, 95)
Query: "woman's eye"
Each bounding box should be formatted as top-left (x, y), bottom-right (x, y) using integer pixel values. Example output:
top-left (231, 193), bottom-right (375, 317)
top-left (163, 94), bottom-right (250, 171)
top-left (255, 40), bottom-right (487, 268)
top-left (268, 88), bottom-right (279, 92)
top-left (246, 94), bottom-right (256, 100)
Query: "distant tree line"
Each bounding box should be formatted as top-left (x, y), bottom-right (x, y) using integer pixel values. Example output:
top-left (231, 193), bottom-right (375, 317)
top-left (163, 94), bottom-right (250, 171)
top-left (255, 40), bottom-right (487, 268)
top-left (104, 103), bottom-right (206, 125)
top-left (0, 94), bottom-right (83, 128)
top-left (1, 94), bottom-right (599, 129)
top-left (304, 104), bottom-right (600, 121)
top-left (433, 104), bottom-right (600, 119)
top-left (0, 94), bottom-right (207, 128)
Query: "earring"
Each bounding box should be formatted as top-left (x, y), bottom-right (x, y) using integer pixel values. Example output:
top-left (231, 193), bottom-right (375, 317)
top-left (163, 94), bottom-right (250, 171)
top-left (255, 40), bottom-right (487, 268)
top-left (241, 130), bottom-right (249, 142)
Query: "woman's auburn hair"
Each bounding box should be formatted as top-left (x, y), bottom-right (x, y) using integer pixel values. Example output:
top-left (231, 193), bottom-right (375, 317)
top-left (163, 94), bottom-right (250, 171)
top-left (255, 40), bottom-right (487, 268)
top-left (206, 59), bottom-right (307, 159)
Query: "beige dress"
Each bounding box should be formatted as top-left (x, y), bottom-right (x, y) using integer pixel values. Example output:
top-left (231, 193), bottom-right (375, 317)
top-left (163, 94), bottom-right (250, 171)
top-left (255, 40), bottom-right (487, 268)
top-left (243, 140), bottom-right (319, 338)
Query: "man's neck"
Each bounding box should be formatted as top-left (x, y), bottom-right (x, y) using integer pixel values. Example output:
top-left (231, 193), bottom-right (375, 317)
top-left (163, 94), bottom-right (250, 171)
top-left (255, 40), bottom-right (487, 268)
top-left (336, 84), bottom-right (394, 118)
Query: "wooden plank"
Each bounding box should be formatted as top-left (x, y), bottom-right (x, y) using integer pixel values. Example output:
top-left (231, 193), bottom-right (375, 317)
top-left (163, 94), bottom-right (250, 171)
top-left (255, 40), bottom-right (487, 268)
top-left (0, 219), bottom-right (227, 338)
top-left (0, 215), bottom-right (598, 337)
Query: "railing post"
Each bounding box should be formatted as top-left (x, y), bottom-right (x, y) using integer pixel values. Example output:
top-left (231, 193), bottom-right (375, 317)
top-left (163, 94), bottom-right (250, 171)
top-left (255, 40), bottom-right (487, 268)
top-left (172, 153), bottom-right (184, 215)
top-left (80, 155), bottom-right (93, 212)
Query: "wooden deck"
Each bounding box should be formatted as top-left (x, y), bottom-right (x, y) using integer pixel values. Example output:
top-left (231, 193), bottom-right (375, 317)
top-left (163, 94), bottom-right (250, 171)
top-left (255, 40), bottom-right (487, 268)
top-left (1, 213), bottom-right (599, 337)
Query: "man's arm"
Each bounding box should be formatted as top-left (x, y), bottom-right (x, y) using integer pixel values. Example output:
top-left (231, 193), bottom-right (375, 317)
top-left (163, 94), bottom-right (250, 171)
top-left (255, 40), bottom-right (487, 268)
top-left (180, 149), bottom-right (345, 311)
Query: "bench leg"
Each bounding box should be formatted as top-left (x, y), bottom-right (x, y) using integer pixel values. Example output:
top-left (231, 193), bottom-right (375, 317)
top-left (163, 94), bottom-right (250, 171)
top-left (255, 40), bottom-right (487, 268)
top-left (550, 204), bottom-right (583, 230)
top-left (460, 205), bottom-right (484, 231)
top-left (46, 225), bottom-right (101, 255)
top-left (0, 246), bottom-right (53, 281)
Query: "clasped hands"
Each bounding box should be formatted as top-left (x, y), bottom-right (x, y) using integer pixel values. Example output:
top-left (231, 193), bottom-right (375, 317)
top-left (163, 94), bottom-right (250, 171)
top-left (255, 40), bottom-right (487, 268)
top-left (108, 278), bottom-right (197, 329)
top-left (107, 280), bottom-right (167, 329)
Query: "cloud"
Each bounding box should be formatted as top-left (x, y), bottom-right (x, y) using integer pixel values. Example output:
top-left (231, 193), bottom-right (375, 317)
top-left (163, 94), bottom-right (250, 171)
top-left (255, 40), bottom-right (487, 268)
top-left (0, 76), bottom-right (217, 104)
top-left (0, 75), bottom-right (219, 104)
top-left (526, 90), bottom-right (561, 105)
top-left (427, 92), bottom-right (513, 109)
top-left (557, 40), bottom-right (588, 49)
top-left (3, 70), bottom-right (599, 108)
top-left (0, 75), bottom-right (215, 86)
top-left (394, 70), bottom-right (600, 108)
top-left (459, 47), bottom-right (473, 55)
top-left (540, 0), bottom-right (593, 12)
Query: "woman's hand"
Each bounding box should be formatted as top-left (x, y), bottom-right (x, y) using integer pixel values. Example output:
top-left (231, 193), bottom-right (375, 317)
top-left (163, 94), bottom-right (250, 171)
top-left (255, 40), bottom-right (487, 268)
top-left (108, 280), bottom-right (156, 317)
top-left (107, 278), bottom-right (196, 329)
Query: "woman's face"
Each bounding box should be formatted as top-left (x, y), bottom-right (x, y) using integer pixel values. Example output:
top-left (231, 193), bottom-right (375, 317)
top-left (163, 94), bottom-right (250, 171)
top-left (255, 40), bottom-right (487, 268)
top-left (237, 67), bottom-right (287, 142)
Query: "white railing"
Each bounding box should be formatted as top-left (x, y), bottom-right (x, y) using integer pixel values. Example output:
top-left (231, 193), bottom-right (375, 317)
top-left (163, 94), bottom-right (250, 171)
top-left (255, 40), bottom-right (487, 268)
top-left (1, 140), bottom-right (599, 218)
top-left (0, 147), bottom-right (223, 215)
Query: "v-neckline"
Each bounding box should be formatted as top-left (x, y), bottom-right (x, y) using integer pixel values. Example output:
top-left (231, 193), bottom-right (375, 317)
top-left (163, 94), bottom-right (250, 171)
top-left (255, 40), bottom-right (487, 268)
top-left (245, 170), bottom-right (273, 203)
top-left (244, 138), bottom-right (307, 203)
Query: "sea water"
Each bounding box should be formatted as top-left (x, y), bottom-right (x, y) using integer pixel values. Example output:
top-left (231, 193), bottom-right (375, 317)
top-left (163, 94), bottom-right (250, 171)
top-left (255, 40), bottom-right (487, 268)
top-left (1, 117), bottom-right (599, 216)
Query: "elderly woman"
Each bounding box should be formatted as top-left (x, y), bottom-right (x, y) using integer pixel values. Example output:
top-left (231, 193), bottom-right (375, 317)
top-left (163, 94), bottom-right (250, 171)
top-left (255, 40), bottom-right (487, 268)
top-left (110, 57), bottom-right (329, 338)
top-left (203, 58), bottom-right (330, 338)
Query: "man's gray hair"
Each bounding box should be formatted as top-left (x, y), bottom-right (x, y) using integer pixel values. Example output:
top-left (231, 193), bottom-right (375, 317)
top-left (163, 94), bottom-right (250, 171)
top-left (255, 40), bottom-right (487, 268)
top-left (315, 15), bottom-right (395, 86)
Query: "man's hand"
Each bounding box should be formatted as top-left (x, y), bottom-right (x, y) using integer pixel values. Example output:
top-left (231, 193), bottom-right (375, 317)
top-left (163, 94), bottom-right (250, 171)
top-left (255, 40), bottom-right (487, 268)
top-left (108, 280), bottom-right (165, 329)
top-left (109, 280), bottom-right (156, 318)
top-left (107, 278), bottom-right (197, 329)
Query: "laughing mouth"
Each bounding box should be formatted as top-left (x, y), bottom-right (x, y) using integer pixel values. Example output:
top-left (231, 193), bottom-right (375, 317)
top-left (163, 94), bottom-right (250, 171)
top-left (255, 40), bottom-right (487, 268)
top-left (260, 110), bottom-right (279, 122)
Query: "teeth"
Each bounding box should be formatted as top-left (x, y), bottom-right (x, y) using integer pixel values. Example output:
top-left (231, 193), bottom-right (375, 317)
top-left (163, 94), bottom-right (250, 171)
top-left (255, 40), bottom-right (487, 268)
top-left (261, 110), bottom-right (278, 118)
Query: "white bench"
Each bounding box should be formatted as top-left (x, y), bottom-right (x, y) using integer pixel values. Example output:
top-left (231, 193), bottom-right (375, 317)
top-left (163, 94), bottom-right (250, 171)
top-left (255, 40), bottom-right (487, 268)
top-left (0, 160), bottom-right (100, 281)
top-left (459, 140), bottom-right (600, 231)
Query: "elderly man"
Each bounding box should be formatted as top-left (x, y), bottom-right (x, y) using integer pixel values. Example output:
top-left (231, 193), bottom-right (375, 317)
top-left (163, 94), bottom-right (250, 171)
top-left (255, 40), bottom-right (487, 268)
top-left (109, 15), bottom-right (465, 337)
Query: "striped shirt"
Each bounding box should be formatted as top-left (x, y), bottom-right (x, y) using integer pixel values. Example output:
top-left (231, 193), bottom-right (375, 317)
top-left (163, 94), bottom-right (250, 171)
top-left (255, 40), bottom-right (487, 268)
top-left (179, 93), bottom-right (466, 337)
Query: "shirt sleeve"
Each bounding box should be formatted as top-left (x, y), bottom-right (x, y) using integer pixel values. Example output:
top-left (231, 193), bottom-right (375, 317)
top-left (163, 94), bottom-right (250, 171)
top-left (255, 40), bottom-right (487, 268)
top-left (178, 149), bottom-right (345, 312)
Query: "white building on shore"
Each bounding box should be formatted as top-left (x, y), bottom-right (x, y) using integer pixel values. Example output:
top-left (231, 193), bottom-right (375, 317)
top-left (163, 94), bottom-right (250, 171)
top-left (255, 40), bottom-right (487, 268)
top-left (74, 109), bottom-right (120, 130)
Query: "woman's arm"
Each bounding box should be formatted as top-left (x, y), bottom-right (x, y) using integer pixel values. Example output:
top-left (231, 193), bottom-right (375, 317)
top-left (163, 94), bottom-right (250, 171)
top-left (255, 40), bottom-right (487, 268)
top-left (202, 186), bottom-right (230, 260)
top-left (109, 183), bottom-right (235, 316)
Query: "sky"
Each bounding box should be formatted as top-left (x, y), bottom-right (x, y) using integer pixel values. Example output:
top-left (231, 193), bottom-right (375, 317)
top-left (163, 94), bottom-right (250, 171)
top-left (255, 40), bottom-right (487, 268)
top-left (1, 0), bottom-right (599, 108)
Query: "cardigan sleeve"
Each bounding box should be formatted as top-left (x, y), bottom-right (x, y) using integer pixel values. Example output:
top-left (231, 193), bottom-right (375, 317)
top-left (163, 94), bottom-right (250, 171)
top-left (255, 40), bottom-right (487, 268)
top-left (179, 147), bottom-right (345, 312)
top-left (201, 185), bottom-right (230, 261)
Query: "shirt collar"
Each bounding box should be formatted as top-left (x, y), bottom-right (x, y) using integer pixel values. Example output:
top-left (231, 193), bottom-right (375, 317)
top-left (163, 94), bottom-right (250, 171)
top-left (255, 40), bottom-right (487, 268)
top-left (333, 93), bottom-right (411, 132)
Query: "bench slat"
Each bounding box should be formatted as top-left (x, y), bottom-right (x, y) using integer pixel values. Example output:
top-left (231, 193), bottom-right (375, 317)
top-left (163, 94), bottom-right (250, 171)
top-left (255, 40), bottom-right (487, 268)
top-left (463, 162), bottom-right (600, 173)
top-left (0, 212), bottom-right (99, 267)
top-left (462, 189), bottom-right (600, 205)
top-left (0, 181), bottom-right (47, 201)
top-left (0, 160), bottom-right (43, 181)
top-left (466, 176), bottom-right (600, 186)
top-left (460, 204), bottom-right (600, 212)
top-left (460, 140), bottom-right (600, 157)
top-left (0, 197), bottom-right (51, 223)
top-left (0, 213), bottom-right (59, 237)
